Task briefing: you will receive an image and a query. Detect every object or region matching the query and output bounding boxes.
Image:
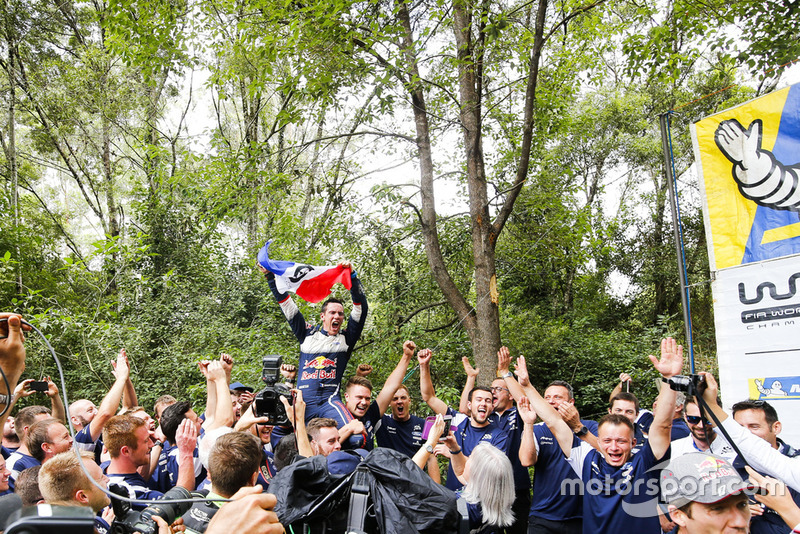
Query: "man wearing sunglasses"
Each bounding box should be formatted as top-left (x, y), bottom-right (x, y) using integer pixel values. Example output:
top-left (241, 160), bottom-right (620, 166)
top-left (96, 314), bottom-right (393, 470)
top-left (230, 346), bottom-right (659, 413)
top-left (670, 398), bottom-right (738, 462)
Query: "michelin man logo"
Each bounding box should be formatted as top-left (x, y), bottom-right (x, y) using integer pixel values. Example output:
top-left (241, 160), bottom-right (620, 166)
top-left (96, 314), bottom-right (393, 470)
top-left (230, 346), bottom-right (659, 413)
top-left (715, 119), bottom-right (800, 212)
top-left (755, 378), bottom-right (788, 397)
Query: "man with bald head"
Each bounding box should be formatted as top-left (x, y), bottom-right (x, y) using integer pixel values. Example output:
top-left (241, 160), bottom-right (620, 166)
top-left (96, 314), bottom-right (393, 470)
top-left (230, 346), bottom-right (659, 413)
top-left (72, 350), bottom-right (136, 461)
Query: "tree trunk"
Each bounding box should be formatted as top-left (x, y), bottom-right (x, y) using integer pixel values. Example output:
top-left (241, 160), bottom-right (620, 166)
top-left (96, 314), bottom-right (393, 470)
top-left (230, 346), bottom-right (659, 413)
top-left (396, 0), bottom-right (550, 383)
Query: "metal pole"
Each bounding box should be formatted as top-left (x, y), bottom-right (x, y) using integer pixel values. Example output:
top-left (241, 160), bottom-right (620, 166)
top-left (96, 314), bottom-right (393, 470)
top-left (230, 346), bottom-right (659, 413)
top-left (659, 112), bottom-right (696, 372)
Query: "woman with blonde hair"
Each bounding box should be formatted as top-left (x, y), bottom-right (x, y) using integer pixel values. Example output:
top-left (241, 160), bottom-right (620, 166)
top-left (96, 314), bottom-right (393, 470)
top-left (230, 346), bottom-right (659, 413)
top-left (413, 415), bottom-right (514, 533)
top-left (460, 442), bottom-right (515, 533)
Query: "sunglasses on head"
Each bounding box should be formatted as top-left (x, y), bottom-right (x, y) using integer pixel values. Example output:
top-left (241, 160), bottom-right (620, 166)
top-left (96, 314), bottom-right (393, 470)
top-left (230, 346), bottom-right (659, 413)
top-left (686, 415), bottom-right (711, 425)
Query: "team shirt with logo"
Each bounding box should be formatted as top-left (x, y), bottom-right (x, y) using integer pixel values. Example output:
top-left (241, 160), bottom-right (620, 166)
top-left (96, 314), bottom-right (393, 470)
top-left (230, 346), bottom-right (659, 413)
top-left (375, 413), bottom-right (425, 457)
top-left (268, 275), bottom-right (367, 409)
top-left (566, 440), bottom-right (666, 534)
top-left (444, 407), bottom-right (509, 491)
top-left (529, 419), bottom-right (598, 522)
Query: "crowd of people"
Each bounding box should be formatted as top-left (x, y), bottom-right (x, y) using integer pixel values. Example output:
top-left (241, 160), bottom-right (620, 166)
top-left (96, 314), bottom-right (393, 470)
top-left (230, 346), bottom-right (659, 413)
top-left (0, 263), bottom-right (798, 534)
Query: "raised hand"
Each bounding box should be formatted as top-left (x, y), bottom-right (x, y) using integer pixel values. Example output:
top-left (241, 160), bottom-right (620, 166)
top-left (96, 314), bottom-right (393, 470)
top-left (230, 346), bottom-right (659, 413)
top-left (111, 349), bottom-right (130, 382)
top-left (197, 360), bottom-right (211, 378)
top-left (45, 376), bottom-right (59, 398)
top-left (280, 363), bottom-right (297, 381)
top-left (558, 402), bottom-right (581, 431)
top-left (175, 418), bottom-right (198, 455)
top-left (403, 340), bottom-right (416, 359)
top-left (514, 356), bottom-right (530, 387)
top-left (497, 346), bottom-right (511, 374)
top-left (417, 348), bottom-right (433, 366)
top-left (14, 379), bottom-right (36, 399)
top-left (219, 353), bottom-right (234, 378)
top-left (518, 396), bottom-right (537, 425)
top-left (462, 357), bottom-right (478, 378)
top-left (648, 337), bottom-right (683, 378)
top-left (206, 360), bottom-right (226, 382)
top-left (356, 364), bottom-right (373, 377)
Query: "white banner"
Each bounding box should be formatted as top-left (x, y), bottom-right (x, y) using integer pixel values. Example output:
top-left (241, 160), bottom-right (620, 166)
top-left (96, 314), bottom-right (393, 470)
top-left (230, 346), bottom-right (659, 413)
top-left (692, 82), bottom-right (800, 444)
top-left (713, 255), bottom-right (800, 444)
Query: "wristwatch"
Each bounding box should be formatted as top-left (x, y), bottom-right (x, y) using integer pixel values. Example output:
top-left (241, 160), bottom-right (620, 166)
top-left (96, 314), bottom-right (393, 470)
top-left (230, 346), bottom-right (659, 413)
top-left (574, 425), bottom-right (589, 437)
top-left (425, 444), bottom-right (434, 454)
top-left (501, 371), bottom-right (514, 379)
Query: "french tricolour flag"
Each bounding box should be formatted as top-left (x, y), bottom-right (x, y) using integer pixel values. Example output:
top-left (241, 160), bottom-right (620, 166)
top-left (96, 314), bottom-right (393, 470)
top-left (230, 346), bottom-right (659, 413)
top-left (257, 241), bottom-right (352, 303)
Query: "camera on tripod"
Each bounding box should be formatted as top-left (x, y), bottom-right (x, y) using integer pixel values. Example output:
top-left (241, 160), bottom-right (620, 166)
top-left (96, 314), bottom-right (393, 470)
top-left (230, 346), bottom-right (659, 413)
top-left (254, 355), bottom-right (293, 426)
top-left (664, 374), bottom-right (707, 397)
top-left (109, 484), bottom-right (192, 534)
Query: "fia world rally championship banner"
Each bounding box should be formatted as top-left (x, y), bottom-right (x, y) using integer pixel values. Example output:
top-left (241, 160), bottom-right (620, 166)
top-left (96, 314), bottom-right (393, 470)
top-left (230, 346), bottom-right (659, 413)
top-left (692, 83), bottom-right (800, 444)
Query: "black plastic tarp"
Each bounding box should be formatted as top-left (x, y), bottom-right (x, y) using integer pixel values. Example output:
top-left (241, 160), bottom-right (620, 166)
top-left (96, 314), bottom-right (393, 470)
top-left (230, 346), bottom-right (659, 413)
top-left (270, 448), bottom-right (461, 534)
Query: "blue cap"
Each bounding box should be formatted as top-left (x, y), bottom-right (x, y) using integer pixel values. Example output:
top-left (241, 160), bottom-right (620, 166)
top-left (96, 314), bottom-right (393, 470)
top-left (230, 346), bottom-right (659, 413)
top-left (229, 381), bottom-right (254, 393)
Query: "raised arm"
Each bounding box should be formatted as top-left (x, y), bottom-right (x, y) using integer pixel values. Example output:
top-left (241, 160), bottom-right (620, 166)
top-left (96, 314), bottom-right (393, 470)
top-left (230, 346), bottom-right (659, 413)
top-left (374, 341), bottom-right (415, 413)
top-left (46, 376), bottom-right (66, 423)
top-left (646, 338), bottom-right (681, 460)
top-left (204, 360), bottom-right (234, 431)
top-left (609, 372), bottom-right (631, 403)
top-left (508, 356), bottom-right (574, 457)
top-left (198, 360), bottom-right (216, 427)
top-left (174, 418), bottom-right (199, 490)
top-left (113, 352), bottom-right (138, 410)
top-left (497, 347), bottom-right (525, 403)
top-left (0, 314), bottom-right (29, 397)
top-left (88, 350), bottom-right (130, 442)
top-left (412, 413), bottom-right (445, 469)
top-left (458, 357), bottom-right (479, 415)
top-left (280, 390), bottom-right (312, 457)
top-left (517, 396), bottom-right (538, 467)
top-left (417, 349), bottom-right (448, 415)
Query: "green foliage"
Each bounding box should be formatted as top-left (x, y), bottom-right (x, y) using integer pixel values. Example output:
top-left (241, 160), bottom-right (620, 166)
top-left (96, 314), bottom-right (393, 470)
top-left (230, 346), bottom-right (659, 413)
top-left (1, 0), bottom-right (795, 423)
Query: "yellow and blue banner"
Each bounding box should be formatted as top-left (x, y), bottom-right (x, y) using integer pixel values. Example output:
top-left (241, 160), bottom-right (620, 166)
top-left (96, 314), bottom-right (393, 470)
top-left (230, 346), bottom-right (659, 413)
top-left (692, 83), bottom-right (800, 445)
top-left (693, 84), bottom-right (800, 271)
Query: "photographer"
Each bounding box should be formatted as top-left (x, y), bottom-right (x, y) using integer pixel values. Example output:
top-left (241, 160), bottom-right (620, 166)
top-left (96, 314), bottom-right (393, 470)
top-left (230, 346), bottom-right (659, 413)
top-left (700, 372), bottom-right (800, 492)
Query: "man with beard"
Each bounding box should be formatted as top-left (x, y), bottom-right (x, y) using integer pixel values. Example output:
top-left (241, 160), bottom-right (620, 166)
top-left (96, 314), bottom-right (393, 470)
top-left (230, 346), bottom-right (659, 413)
top-left (338, 341), bottom-right (416, 450)
top-left (374, 382), bottom-right (440, 480)
top-left (418, 348), bottom-right (509, 491)
top-left (731, 399), bottom-right (799, 534)
top-left (671, 398), bottom-right (737, 462)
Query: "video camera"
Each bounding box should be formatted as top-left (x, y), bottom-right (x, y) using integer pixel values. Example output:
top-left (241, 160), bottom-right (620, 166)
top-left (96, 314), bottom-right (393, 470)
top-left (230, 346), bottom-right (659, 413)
top-left (109, 484), bottom-right (191, 534)
top-left (254, 355), bottom-right (293, 426)
top-left (664, 373), bottom-right (707, 397)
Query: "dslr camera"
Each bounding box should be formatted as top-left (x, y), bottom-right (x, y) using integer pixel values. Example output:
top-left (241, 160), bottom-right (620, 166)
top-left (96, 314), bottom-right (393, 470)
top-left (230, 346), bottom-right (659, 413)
top-left (109, 484), bottom-right (191, 534)
top-left (664, 374), bottom-right (707, 397)
top-left (254, 355), bottom-right (293, 425)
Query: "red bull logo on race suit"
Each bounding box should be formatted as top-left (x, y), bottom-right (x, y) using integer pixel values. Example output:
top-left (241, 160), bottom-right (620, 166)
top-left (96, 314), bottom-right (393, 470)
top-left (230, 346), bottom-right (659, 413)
top-left (302, 356), bottom-right (337, 380)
